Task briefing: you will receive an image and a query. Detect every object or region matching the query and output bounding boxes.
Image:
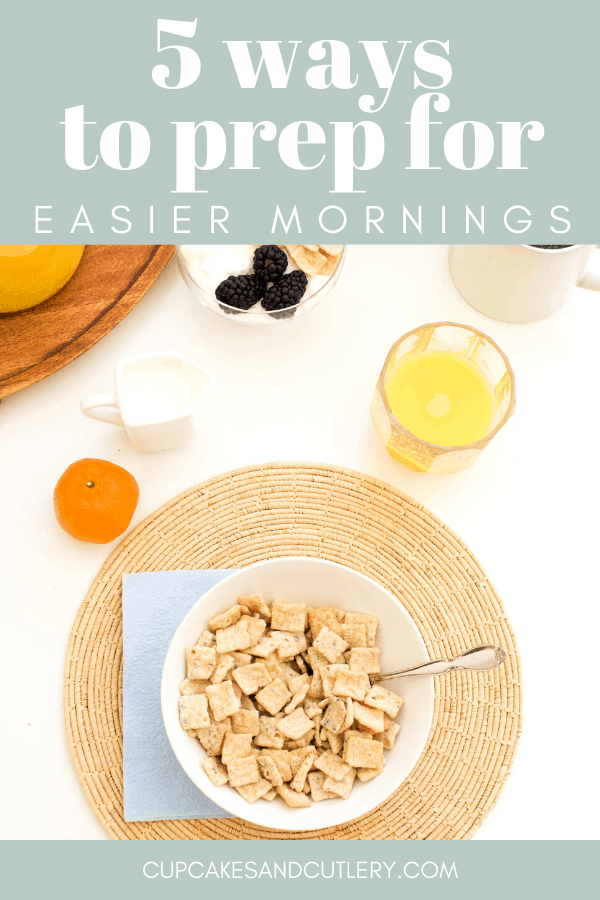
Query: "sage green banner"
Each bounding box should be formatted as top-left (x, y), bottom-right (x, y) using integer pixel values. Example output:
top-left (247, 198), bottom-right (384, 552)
top-left (1, 0), bottom-right (599, 243)
top-left (1, 841), bottom-right (596, 899)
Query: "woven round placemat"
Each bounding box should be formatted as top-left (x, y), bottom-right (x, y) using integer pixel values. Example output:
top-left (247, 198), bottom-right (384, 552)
top-left (64, 462), bottom-right (521, 840)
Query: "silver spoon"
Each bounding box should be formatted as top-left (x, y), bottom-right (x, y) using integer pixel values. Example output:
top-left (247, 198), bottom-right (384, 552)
top-left (371, 644), bottom-right (507, 684)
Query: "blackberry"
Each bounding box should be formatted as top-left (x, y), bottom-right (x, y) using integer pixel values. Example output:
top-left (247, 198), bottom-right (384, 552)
top-left (215, 273), bottom-right (260, 312)
top-left (262, 270), bottom-right (308, 318)
top-left (253, 245), bottom-right (288, 283)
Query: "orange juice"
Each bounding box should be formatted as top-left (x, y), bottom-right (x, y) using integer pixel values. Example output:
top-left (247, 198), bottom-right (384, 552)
top-left (385, 350), bottom-right (495, 447)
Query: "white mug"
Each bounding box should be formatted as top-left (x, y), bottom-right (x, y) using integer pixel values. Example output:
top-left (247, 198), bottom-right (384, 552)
top-left (80, 352), bottom-right (213, 452)
top-left (449, 244), bottom-right (600, 323)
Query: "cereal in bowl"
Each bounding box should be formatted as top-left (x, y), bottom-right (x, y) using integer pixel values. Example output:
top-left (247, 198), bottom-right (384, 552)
top-left (179, 595), bottom-right (404, 807)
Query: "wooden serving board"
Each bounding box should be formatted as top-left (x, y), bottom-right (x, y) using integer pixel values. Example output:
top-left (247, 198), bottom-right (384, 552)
top-left (0, 245), bottom-right (174, 399)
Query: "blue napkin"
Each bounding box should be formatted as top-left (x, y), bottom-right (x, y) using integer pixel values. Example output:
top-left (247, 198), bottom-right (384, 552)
top-left (122, 569), bottom-right (236, 822)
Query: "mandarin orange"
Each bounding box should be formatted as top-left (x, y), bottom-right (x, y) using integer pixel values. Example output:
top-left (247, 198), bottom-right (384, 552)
top-left (54, 458), bottom-right (139, 544)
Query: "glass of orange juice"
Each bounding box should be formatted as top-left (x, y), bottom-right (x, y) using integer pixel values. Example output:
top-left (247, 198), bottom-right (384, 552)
top-left (370, 322), bottom-right (516, 473)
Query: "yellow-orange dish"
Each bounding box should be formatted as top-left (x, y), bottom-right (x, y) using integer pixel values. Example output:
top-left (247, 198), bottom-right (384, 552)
top-left (0, 245), bottom-right (85, 313)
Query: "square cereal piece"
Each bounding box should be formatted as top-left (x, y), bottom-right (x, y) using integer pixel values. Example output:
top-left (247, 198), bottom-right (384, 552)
top-left (215, 621), bottom-right (251, 654)
top-left (270, 601), bottom-right (307, 633)
top-left (202, 757), bottom-right (228, 787)
top-left (257, 754), bottom-right (283, 787)
top-left (179, 694), bottom-right (210, 730)
top-left (288, 674), bottom-right (310, 695)
top-left (344, 612), bottom-right (378, 647)
top-left (276, 784), bottom-right (312, 808)
top-left (208, 605), bottom-right (246, 632)
top-left (307, 607), bottom-right (343, 639)
top-left (260, 659), bottom-right (280, 683)
top-left (321, 664), bottom-right (349, 697)
top-left (210, 654), bottom-right (235, 685)
top-left (323, 768), bottom-right (356, 799)
top-left (339, 624), bottom-right (367, 648)
top-left (179, 678), bottom-right (209, 695)
top-left (232, 663), bottom-right (272, 695)
top-left (288, 746), bottom-right (316, 776)
top-left (342, 698), bottom-right (354, 731)
top-left (221, 732), bottom-right (254, 764)
top-left (235, 777), bottom-right (273, 803)
top-left (238, 594), bottom-right (271, 620)
top-left (374, 721), bottom-right (401, 750)
top-left (343, 728), bottom-right (372, 741)
top-left (319, 254), bottom-right (340, 277)
top-left (284, 684), bottom-right (309, 714)
top-left (290, 751), bottom-right (317, 792)
top-left (240, 693), bottom-right (257, 711)
top-left (349, 648), bottom-right (381, 675)
top-left (306, 646), bottom-right (331, 671)
top-left (357, 762), bottom-right (385, 782)
top-left (255, 678), bottom-right (292, 716)
top-left (231, 709), bottom-right (260, 736)
top-left (262, 788), bottom-right (277, 801)
top-left (277, 661), bottom-right (299, 683)
top-left (241, 615), bottom-right (267, 647)
top-left (320, 698), bottom-right (347, 734)
top-left (284, 730), bottom-right (315, 749)
top-left (307, 669), bottom-right (325, 700)
top-left (205, 680), bottom-right (240, 722)
top-left (364, 684), bottom-right (404, 719)
top-left (277, 708), bottom-right (314, 741)
top-left (226, 754), bottom-right (260, 787)
top-left (254, 716), bottom-right (284, 749)
top-left (325, 730), bottom-right (343, 755)
top-left (308, 770), bottom-right (338, 802)
top-left (194, 630), bottom-right (215, 648)
top-left (197, 721), bottom-right (229, 756)
top-left (251, 634), bottom-right (282, 659)
top-left (313, 750), bottom-right (352, 782)
top-left (343, 735), bottom-right (384, 769)
top-left (186, 646), bottom-right (216, 681)
top-left (229, 651), bottom-right (253, 666)
top-left (352, 701), bottom-right (386, 734)
top-left (325, 605), bottom-right (346, 622)
top-left (273, 632), bottom-right (308, 661)
top-left (332, 670), bottom-right (370, 702)
top-left (260, 749), bottom-right (292, 782)
top-left (313, 626), bottom-right (349, 664)
top-left (295, 654), bottom-right (307, 674)
top-left (304, 701), bottom-right (322, 719)
top-left (286, 244), bottom-right (327, 277)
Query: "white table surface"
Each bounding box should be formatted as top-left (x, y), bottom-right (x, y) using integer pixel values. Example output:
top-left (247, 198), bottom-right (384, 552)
top-left (1, 245), bottom-right (598, 840)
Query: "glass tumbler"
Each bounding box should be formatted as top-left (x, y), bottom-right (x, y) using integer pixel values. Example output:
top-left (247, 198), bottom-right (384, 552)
top-left (370, 322), bottom-right (516, 473)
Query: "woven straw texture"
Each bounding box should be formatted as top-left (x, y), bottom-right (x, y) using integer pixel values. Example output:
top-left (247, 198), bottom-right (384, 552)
top-left (64, 462), bottom-right (521, 841)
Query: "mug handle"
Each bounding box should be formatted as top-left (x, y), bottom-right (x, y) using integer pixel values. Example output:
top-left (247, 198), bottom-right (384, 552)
top-left (579, 245), bottom-right (600, 291)
top-left (80, 393), bottom-right (124, 427)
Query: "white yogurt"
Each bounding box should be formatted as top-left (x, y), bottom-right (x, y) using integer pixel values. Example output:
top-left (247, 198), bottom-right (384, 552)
top-left (180, 245), bottom-right (255, 299)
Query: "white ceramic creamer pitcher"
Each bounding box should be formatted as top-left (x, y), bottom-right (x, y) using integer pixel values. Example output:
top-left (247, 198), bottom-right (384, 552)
top-left (449, 244), bottom-right (600, 323)
top-left (80, 352), bottom-right (213, 452)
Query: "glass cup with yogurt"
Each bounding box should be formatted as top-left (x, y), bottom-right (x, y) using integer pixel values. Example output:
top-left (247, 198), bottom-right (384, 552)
top-left (177, 244), bottom-right (345, 326)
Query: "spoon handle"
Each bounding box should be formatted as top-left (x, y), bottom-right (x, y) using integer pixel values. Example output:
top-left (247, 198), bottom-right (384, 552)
top-left (371, 644), bottom-right (507, 684)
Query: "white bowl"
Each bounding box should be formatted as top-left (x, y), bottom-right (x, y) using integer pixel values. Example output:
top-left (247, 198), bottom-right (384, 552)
top-left (161, 557), bottom-right (434, 831)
